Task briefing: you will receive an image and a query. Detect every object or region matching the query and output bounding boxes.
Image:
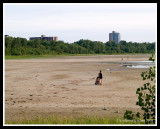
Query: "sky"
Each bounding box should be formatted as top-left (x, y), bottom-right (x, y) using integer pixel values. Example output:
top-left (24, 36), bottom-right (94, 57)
top-left (4, 3), bottom-right (157, 43)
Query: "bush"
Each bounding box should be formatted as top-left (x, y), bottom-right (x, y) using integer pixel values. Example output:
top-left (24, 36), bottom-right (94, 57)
top-left (124, 54), bottom-right (156, 124)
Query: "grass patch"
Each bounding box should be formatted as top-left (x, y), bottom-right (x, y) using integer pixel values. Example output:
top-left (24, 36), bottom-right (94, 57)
top-left (4, 54), bottom-right (108, 60)
top-left (5, 115), bottom-right (148, 125)
top-left (5, 54), bottom-right (93, 60)
top-left (5, 53), bottom-right (152, 60)
top-left (5, 55), bottom-right (60, 60)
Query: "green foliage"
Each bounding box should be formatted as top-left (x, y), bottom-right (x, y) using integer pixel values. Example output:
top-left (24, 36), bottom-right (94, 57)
top-left (124, 54), bottom-right (156, 124)
top-left (137, 66), bottom-right (155, 124)
top-left (149, 54), bottom-right (155, 62)
top-left (5, 37), bottom-right (155, 56)
top-left (5, 115), bottom-right (146, 124)
top-left (124, 110), bottom-right (134, 120)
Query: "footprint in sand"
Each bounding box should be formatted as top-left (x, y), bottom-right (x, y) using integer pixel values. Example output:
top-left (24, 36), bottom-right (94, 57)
top-left (35, 74), bottom-right (39, 77)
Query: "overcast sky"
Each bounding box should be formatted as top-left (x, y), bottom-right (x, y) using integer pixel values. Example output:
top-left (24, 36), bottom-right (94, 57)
top-left (4, 3), bottom-right (157, 43)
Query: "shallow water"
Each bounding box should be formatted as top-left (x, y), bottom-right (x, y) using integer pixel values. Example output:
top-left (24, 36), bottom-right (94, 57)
top-left (120, 65), bottom-right (151, 69)
top-left (120, 61), bottom-right (155, 68)
top-left (106, 68), bottom-right (121, 71)
top-left (105, 60), bottom-right (155, 71)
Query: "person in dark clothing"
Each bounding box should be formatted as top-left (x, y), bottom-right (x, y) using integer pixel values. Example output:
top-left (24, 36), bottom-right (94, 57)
top-left (98, 70), bottom-right (103, 85)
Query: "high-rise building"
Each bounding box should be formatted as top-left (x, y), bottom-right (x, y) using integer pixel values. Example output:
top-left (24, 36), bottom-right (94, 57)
top-left (30, 35), bottom-right (58, 41)
top-left (109, 31), bottom-right (120, 44)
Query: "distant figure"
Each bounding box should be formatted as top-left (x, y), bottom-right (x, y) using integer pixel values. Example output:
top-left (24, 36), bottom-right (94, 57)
top-left (98, 70), bottom-right (103, 85)
top-left (121, 57), bottom-right (124, 65)
top-left (95, 70), bottom-right (103, 85)
top-left (121, 57), bottom-right (123, 61)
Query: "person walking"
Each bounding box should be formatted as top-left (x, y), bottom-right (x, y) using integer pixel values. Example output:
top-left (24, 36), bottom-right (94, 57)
top-left (98, 70), bottom-right (103, 85)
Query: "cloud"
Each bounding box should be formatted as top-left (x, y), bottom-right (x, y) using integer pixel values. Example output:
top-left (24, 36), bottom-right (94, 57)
top-left (5, 11), bottom-right (155, 30)
top-left (4, 3), bottom-right (156, 42)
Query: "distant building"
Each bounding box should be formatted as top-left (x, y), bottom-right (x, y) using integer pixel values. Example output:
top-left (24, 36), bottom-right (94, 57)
top-left (5, 35), bottom-right (10, 37)
top-left (30, 35), bottom-right (58, 41)
top-left (109, 31), bottom-right (120, 44)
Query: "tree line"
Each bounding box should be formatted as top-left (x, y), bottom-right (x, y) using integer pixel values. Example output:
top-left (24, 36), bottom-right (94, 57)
top-left (5, 37), bottom-right (155, 55)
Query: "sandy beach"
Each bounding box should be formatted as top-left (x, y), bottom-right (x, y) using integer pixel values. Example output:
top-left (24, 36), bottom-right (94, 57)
top-left (5, 54), bottom-right (153, 121)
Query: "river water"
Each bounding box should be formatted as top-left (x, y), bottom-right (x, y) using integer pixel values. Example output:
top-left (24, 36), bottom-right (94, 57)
top-left (106, 61), bottom-right (155, 71)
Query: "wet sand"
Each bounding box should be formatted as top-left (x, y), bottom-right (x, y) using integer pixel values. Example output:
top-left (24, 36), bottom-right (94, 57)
top-left (5, 54), bottom-right (152, 121)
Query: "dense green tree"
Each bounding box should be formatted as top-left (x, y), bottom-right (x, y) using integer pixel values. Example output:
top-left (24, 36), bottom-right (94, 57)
top-left (5, 37), bottom-right (13, 49)
top-left (21, 38), bottom-right (28, 47)
top-left (5, 37), bottom-right (155, 56)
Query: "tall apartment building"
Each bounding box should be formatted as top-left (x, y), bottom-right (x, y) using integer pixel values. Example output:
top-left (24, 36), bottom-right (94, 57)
top-left (109, 31), bottom-right (120, 44)
top-left (30, 35), bottom-right (58, 41)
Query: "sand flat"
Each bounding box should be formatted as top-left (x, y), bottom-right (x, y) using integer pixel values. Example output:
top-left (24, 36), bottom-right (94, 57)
top-left (5, 54), bottom-right (152, 121)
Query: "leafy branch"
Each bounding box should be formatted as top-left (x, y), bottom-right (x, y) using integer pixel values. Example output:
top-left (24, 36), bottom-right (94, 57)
top-left (124, 54), bottom-right (156, 124)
